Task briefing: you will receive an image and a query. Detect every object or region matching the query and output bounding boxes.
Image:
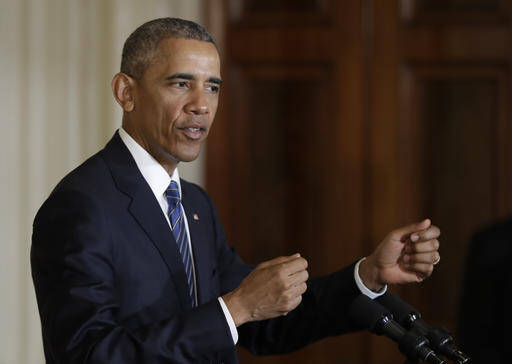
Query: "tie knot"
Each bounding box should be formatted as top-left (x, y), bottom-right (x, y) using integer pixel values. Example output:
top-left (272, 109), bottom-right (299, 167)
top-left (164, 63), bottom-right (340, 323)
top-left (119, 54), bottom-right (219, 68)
top-left (165, 181), bottom-right (181, 206)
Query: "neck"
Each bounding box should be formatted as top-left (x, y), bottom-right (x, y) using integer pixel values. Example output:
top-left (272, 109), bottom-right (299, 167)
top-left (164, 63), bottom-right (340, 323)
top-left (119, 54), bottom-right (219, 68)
top-left (121, 121), bottom-right (179, 177)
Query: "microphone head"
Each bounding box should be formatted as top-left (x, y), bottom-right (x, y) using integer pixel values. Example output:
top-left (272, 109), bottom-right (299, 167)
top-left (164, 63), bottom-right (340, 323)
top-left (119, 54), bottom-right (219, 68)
top-left (377, 292), bottom-right (420, 328)
top-left (349, 294), bottom-right (392, 334)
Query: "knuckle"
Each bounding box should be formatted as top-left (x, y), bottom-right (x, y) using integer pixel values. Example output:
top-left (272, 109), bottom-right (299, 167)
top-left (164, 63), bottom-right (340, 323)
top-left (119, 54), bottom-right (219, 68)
top-left (277, 280), bottom-right (288, 290)
top-left (277, 269), bottom-right (288, 281)
top-left (281, 299), bottom-right (292, 310)
top-left (285, 299), bottom-right (298, 311)
top-left (268, 265), bottom-right (279, 275)
top-left (272, 263), bottom-right (283, 272)
top-left (283, 292), bottom-right (293, 302)
top-left (278, 261), bottom-right (288, 270)
top-left (295, 295), bottom-right (303, 306)
top-left (284, 303), bottom-right (294, 311)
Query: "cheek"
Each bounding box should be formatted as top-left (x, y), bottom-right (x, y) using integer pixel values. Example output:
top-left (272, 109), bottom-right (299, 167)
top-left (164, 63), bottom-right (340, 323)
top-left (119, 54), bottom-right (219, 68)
top-left (162, 97), bottom-right (185, 121)
top-left (208, 97), bottom-right (219, 117)
top-left (210, 101), bottom-right (219, 114)
top-left (154, 102), bottom-right (183, 134)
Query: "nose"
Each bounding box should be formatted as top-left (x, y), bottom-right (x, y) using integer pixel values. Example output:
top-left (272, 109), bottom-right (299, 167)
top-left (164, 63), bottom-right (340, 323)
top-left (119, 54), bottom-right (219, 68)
top-left (184, 89), bottom-right (209, 115)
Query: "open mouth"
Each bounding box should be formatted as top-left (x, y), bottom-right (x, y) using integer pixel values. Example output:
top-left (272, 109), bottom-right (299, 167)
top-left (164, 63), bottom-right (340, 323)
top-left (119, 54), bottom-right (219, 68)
top-left (180, 126), bottom-right (205, 140)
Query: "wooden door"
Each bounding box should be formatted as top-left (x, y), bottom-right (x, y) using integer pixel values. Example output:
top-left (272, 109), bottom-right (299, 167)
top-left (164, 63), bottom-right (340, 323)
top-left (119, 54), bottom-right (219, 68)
top-left (369, 1), bottom-right (512, 362)
top-left (205, 0), bottom-right (512, 362)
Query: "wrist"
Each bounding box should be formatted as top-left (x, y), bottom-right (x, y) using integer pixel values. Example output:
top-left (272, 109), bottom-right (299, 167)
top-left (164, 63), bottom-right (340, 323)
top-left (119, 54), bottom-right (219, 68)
top-left (359, 256), bottom-right (384, 292)
top-left (222, 291), bottom-right (249, 327)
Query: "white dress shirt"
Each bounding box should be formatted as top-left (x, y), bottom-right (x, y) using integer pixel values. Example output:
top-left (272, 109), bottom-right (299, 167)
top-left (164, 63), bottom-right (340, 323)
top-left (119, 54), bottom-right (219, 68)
top-left (118, 127), bottom-right (384, 346)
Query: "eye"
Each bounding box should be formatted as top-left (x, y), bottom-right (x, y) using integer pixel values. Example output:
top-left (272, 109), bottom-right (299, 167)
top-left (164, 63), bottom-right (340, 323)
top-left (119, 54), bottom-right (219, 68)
top-left (206, 84), bottom-right (220, 94)
top-left (169, 80), bottom-right (190, 89)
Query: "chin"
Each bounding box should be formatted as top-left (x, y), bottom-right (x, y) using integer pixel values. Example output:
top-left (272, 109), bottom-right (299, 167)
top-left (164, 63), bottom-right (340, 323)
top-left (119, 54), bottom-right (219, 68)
top-left (173, 149), bottom-right (201, 163)
top-left (164, 141), bottom-right (203, 163)
top-left (178, 155), bottom-right (200, 163)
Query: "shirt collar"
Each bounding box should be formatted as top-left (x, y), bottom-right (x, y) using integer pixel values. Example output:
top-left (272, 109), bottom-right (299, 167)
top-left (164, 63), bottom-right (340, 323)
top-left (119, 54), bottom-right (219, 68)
top-left (118, 127), bottom-right (182, 199)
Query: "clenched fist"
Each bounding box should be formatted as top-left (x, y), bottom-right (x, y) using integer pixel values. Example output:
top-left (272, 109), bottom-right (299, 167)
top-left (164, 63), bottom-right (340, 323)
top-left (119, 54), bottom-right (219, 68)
top-left (222, 254), bottom-right (309, 327)
top-left (359, 218), bottom-right (441, 290)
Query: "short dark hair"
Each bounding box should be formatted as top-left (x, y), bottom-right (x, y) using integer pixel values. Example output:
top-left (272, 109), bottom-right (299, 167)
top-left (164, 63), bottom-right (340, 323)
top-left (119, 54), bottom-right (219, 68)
top-left (120, 17), bottom-right (217, 80)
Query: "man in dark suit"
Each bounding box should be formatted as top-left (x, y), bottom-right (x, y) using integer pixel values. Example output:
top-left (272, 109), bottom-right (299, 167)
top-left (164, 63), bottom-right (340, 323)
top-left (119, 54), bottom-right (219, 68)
top-left (31, 18), bottom-right (441, 363)
top-left (458, 218), bottom-right (512, 363)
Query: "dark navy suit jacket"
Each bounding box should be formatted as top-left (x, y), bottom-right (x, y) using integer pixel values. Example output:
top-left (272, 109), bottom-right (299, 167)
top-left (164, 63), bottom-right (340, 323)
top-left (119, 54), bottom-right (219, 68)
top-left (31, 132), bottom-right (362, 363)
top-left (458, 218), bottom-right (512, 363)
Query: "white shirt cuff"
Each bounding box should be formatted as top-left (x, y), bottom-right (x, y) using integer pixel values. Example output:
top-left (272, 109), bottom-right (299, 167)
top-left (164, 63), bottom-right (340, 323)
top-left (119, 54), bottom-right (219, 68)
top-left (354, 257), bottom-right (387, 299)
top-left (217, 297), bottom-right (238, 345)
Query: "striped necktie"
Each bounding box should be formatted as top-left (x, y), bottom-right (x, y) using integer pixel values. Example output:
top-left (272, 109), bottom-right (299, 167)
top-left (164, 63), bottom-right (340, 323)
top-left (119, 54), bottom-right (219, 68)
top-left (165, 180), bottom-right (196, 306)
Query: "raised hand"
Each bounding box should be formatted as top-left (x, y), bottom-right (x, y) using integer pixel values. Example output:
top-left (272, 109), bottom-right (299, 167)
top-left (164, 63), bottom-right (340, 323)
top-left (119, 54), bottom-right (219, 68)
top-left (222, 254), bottom-right (309, 326)
top-left (359, 219), bottom-right (441, 291)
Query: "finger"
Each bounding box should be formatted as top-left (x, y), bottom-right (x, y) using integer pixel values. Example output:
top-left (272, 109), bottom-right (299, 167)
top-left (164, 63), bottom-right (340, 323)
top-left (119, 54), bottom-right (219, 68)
top-left (288, 269), bottom-right (309, 287)
top-left (257, 254), bottom-right (301, 269)
top-left (402, 251), bottom-right (440, 265)
top-left (410, 225), bottom-right (440, 243)
top-left (280, 257), bottom-right (308, 275)
top-left (405, 239), bottom-right (439, 254)
top-left (389, 219), bottom-right (431, 242)
top-left (402, 262), bottom-right (434, 278)
top-left (281, 294), bottom-right (303, 314)
top-left (284, 282), bottom-right (307, 301)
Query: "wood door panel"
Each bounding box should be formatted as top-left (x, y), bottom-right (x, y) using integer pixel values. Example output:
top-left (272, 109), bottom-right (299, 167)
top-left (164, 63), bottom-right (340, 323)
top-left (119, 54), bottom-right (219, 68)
top-left (229, 28), bottom-right (333, 62)
top-left (228, 0), bottom-right (331, 25)
top-left (243, 0), bottom-right (327, 12)
top-left (400, 0), bottom-right (509, 24)
top-left (398, 66), bottom-right (510, 333)
top-left (416, 0), bottom-right (500, 12)
top-left (401, 27), bottom-right (510, 61)
top-left (225, 63), bottom-right (363, 276)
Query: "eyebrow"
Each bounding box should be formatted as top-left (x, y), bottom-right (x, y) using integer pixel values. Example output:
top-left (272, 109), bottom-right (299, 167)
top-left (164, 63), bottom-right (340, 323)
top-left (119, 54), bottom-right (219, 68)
top-left (165, 73), bottom-right (222, 85)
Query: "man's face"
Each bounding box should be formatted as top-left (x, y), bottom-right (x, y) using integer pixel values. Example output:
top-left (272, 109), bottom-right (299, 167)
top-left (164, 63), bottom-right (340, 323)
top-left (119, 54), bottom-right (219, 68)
top-left (126, 37), bottom-right (221, 168)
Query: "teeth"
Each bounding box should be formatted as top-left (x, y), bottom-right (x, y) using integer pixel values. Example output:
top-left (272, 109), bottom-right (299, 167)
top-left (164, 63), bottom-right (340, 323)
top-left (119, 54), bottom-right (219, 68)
top-left (187, 127), bottom-right (200, 132)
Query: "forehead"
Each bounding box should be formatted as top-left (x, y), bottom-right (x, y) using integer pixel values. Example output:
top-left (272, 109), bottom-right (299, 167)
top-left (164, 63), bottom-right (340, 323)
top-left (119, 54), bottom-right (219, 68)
top-left (147, 37), bottom-right (220, 78)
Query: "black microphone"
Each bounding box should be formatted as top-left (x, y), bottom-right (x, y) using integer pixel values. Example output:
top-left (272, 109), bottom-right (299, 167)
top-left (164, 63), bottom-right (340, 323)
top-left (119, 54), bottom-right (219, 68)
top-left (349, 294), bottom-right (446, 364)
top-left (377, 292), bottom-right (470, 363)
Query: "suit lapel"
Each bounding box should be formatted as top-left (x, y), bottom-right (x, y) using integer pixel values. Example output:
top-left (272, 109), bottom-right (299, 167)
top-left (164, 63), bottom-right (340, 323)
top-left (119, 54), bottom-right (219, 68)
top-left (101, 132), bottom-right (192, 310)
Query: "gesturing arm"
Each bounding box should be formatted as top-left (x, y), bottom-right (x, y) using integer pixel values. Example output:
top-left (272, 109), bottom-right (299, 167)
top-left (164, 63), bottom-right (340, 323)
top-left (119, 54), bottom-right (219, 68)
top-left (217, 218), bottom-right (441, 355)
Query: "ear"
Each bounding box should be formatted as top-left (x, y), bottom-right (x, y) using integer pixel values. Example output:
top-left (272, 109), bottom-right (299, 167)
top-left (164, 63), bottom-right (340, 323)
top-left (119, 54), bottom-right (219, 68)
top-left (111, 73), bottom-right (136, 112)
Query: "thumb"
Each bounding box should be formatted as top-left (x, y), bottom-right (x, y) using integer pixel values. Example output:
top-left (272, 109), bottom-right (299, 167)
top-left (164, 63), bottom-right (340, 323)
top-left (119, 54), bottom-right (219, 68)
top-left (389, 219), bottom-right (431, 242)
top-left (256, 253), bottom-right (301, 269)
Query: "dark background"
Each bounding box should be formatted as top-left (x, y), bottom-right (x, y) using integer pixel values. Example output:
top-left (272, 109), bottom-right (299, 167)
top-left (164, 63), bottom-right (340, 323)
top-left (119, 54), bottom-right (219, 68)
top-left (204, 0), bottom-right (512, 362)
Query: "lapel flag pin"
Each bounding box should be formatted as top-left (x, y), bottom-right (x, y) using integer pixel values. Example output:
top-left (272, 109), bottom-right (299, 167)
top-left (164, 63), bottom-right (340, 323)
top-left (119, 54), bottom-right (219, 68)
top-left (193, 213), bottom-right (199, 221)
